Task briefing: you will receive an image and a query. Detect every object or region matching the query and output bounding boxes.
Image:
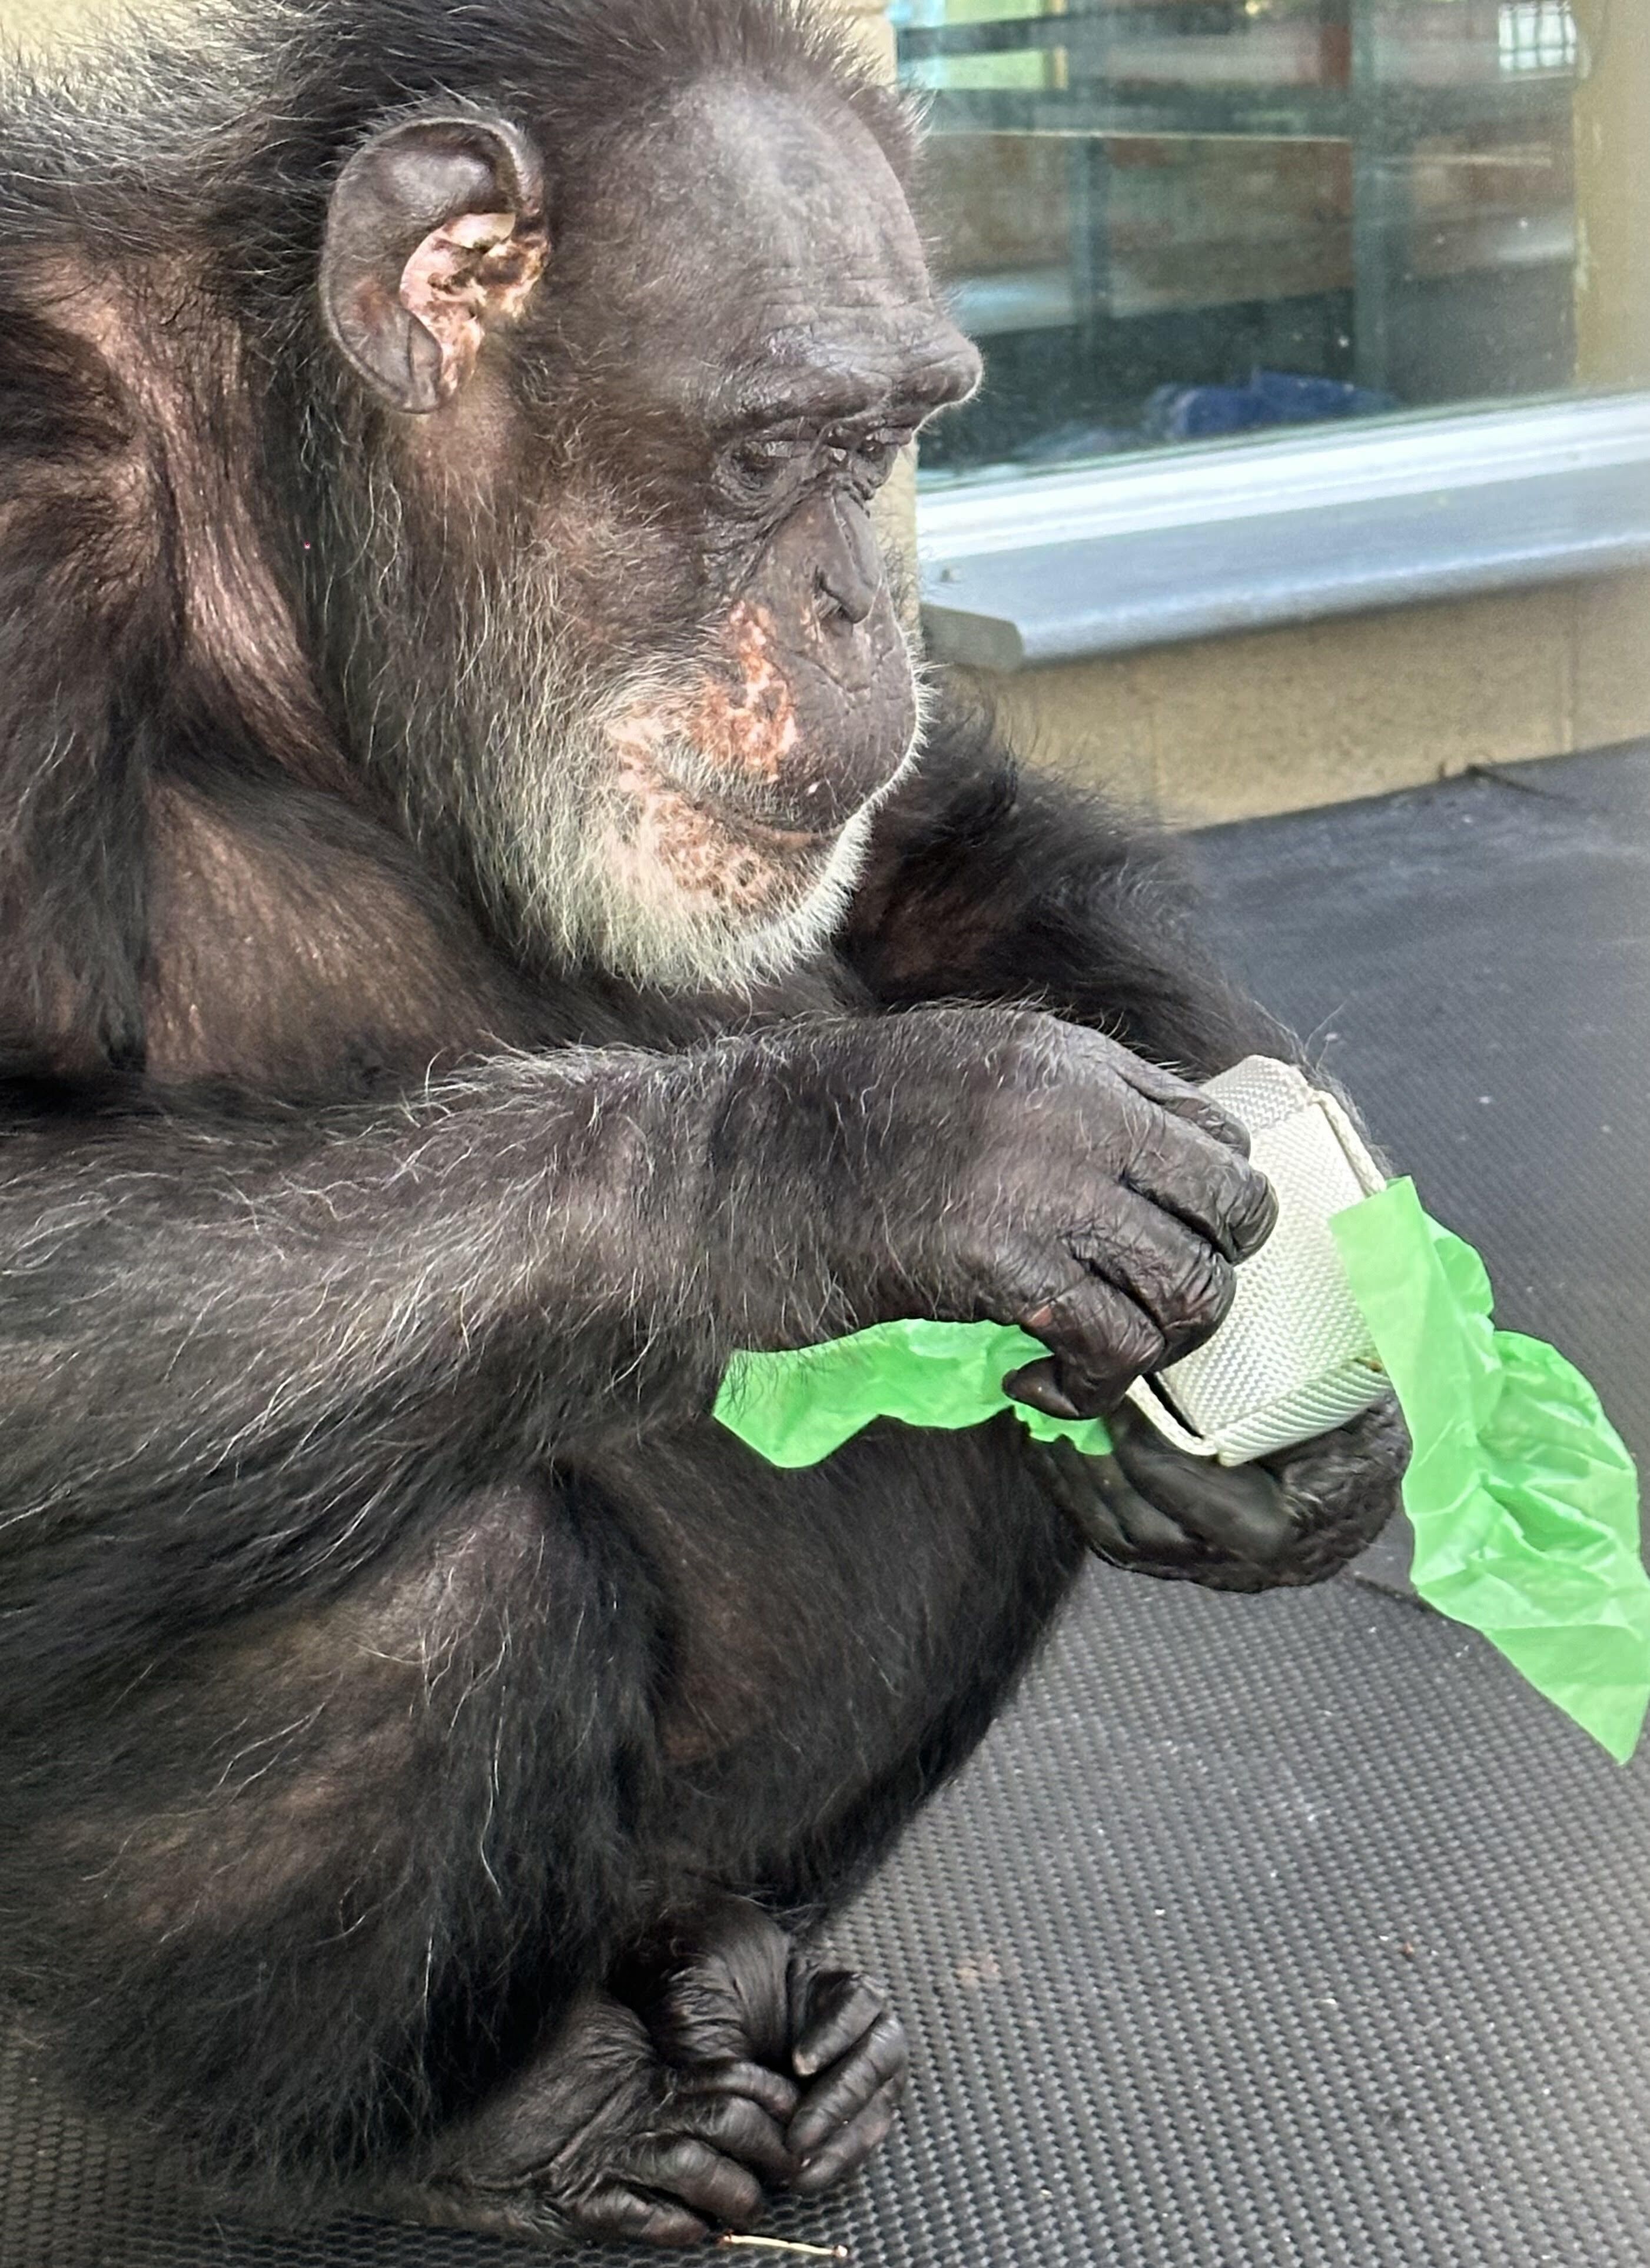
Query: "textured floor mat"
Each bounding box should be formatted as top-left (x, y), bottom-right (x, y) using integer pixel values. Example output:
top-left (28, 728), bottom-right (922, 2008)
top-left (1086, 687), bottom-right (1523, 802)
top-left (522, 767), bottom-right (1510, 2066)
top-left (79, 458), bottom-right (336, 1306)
top-left (6, 743), bottom-right (1650, 2268)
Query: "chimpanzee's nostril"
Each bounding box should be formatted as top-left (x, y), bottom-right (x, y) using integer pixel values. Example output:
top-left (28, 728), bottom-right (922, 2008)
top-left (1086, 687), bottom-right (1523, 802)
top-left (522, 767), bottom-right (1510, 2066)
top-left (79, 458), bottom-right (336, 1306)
top-left (815, 562), bottom-right (876, 630)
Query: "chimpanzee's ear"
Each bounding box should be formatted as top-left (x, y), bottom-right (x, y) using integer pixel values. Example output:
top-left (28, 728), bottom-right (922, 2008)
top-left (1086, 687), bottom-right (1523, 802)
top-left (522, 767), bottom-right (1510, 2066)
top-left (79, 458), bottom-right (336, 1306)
top-left (321, 114), bottom-right (549, 414)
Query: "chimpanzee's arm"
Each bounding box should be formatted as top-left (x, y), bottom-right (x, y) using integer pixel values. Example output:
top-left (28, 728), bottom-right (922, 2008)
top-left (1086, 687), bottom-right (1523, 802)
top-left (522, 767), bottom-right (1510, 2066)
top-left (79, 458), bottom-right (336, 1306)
top-left (0, 1010), bottom-right (1270, 1695)
top-left (843, 700), bottom-right (1289, 1079)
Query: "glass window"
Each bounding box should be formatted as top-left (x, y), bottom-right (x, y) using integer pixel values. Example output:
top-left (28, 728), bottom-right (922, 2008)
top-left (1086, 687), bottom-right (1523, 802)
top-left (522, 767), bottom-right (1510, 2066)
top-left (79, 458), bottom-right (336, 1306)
top-left (894, 0), bottom-right (1639, 483)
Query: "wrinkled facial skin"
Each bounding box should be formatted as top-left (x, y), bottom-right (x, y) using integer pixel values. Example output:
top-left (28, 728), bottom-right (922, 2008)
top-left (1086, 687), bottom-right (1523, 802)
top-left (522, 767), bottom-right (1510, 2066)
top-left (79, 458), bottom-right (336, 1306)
top-left (328, 76), bottom-right (981, 983)
top-left (522, 79), bottom-right (981, 967)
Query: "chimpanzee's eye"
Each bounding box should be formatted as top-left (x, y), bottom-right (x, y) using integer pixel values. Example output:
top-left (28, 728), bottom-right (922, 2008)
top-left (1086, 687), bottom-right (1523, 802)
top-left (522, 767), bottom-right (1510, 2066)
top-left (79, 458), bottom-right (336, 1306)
top-left (825, 428), bottom-right (911, 496)
top-left (719, 423), bottom-right (912, 511)
top-left (722, 434), bottom-right (811, 503)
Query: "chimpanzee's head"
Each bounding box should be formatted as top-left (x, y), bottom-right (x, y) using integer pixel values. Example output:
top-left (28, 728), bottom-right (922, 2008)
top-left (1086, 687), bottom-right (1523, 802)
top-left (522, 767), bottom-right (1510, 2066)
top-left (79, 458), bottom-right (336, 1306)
top-left (308, 2), bottom-right (979, 986)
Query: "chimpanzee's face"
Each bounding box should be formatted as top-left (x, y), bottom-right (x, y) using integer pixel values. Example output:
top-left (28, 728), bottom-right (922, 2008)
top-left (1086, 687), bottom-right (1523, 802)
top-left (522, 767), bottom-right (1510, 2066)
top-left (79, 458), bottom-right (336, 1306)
top-left (321, 77), bottom-right (979, 984)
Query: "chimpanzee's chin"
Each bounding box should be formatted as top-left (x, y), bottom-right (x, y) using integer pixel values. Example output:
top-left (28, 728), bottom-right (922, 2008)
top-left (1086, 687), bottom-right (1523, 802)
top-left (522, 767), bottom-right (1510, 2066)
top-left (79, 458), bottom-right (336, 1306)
top-left (588, 799), bottom-right (874, 992)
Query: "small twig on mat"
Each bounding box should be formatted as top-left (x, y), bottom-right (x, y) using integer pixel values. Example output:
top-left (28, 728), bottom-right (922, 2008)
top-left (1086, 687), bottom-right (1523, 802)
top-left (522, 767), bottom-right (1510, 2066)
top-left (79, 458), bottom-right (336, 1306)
top-left (716, 2237), bottom-right (851, 2260)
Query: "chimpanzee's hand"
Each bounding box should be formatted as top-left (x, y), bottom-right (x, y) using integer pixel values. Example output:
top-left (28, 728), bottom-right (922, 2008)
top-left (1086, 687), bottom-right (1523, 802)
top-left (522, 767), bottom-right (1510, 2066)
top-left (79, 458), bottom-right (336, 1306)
top-left (629, 1895), bottom-right (909, 2202)
top-left (1028, 1395), bottom-right (1409, 1591)
top-left (753, 1008), bottom-right (1279, 1417)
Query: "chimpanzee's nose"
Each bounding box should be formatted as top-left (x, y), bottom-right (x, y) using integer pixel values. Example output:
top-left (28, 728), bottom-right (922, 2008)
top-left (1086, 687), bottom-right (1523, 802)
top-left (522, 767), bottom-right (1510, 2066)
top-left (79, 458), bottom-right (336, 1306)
top-left (815, 497), bottom-right (882, 627)
top-left (816, 565), bottom-right (877, 627)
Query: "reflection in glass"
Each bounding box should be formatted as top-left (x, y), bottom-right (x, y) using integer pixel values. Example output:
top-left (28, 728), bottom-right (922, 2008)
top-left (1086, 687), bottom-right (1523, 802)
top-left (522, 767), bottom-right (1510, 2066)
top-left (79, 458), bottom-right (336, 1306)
top-left (894, 0), bottom-right (1595, 480)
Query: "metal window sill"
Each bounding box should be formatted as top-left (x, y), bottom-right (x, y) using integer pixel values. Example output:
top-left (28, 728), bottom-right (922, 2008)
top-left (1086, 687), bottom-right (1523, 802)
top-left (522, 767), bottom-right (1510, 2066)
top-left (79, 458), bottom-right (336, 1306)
top-left (917, 399), bottom-right (1650, 672)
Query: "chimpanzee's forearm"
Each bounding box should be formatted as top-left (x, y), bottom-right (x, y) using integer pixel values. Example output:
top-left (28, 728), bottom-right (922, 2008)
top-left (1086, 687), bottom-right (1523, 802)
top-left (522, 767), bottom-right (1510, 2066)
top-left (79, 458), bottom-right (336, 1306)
top-left (0, 990), bottom-right (1284, 1694)
top-left (846, 703), bottom-right (1288, 1079)
top-left (0, 1043), bottom-right (855, 1688)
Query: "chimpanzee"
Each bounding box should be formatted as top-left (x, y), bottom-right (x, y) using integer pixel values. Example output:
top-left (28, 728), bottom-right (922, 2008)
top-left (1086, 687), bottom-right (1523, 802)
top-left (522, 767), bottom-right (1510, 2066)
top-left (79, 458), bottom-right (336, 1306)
top-left (0, 0), bottom-right (1405, 2247)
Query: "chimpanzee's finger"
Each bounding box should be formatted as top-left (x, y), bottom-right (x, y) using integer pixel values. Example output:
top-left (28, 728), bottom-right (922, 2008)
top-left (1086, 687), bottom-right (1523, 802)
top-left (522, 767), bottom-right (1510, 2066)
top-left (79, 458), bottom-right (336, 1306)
top-left (788, 2008), bottom-right (908, 2159)
top-left (627, 2133), bottom-right (766, 2230)
top-left (1024, 1436), bottom-right (1204, 1567)
top-left (1004, 1266), bottom-right (1166, 1418)
top-left (1120, 1096), bottom-right (1277, 1263)
top-left (675, 2084), bottom-right (798, 2186)
top-left (679, 2056), bottom-right (799, 2124)
top-left (1068, 1027), bottom-right (1254, 1153)
top-left (791, 2076), bottom-right (905, 2197)
top-left (1002, 1358), bottom-right (1087, 1424)
top-left (562, 2176), bottom-right (710, 2247)
top-left (790, 1969), bottom-right (888, 2080)
top-left (1068, 1190), bottom-right (1238, 1365)
top-left (1108, 1406), bottom-right (1297, 1564)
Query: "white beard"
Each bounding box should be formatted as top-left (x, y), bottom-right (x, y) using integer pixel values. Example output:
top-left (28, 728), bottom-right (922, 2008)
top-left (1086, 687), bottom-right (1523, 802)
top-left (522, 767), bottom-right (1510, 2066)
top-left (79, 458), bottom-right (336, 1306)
top-left (363, 497), bottom-right (925, 992)
top-left (488, 676), bottom-right (916, 991)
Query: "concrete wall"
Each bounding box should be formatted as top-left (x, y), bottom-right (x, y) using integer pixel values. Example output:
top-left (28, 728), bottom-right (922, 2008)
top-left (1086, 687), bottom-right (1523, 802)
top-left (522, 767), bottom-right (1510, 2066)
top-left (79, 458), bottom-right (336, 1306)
top-left (970, 571), bottom-right (1650, 827)
top-left (831, 0), bottom-right (897, 76)
top-left (1573, 0), bottom-right (1650, 393)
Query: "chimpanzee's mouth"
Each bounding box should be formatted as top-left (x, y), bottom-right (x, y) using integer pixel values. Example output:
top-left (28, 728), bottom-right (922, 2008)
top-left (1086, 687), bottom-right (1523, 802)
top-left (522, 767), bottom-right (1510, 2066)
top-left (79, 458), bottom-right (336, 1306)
top-left (618, 744), bottom-right (848, 852)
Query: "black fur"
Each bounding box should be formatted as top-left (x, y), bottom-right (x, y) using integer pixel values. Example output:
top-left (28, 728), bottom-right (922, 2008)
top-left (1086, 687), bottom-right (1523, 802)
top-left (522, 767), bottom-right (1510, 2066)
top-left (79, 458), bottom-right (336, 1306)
top-left (0, 0), bottom-right (1402, 2246)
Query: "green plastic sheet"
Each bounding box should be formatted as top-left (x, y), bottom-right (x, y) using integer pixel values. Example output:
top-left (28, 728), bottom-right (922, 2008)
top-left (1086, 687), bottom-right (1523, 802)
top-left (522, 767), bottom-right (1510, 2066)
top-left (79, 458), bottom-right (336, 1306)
top-left (715, 1178), bottom-right (1648, 1761)
top-left (1330, 1177), bottom-right (1650, 1764)
top-left (715, 1317), bottom-right (1112, 1466)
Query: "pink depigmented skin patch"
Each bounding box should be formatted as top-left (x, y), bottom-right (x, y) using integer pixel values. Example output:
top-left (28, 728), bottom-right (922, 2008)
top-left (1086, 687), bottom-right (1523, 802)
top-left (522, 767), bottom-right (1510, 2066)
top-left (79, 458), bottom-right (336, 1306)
top-left (601, 604), bottom-right (831, 914)
top-left (609, 756), bottom-right (813, 915)
top-left (688, 602), bottom-right (802, 782)
top-left (399, 209), bottom-right (549, 402)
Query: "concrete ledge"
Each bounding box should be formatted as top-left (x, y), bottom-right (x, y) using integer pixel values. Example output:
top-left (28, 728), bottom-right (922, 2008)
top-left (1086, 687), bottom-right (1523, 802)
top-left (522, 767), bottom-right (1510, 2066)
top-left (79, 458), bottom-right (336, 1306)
top-left (967, 572), bottom-right (1650, 829)
top-left (922, 460), bottom-right (1650, 670)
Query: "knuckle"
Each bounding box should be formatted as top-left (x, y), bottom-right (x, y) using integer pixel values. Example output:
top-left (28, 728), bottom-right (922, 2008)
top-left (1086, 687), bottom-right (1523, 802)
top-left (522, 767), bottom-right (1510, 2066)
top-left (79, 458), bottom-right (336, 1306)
top-left (842, 1978), bottom-right (885, 2029)
top-left (1138, 1053), bottom-right (1201, 1106)
top-left (1107, 1300), bottom-right (1166, 1378)
top-left (1124, 1097), bottom-right (1193, 1187)
top-left (1198, 1101), bottom-right (1251, 1155)
top-left (1168, 1243), bottom-right (1233, 1328)
top-left (1064, 1022), bottom-right (1131, 1084)
top-left (1228, 1162), bottom-right (1278, 1251)
top-left (872, 2000), bottom-right (906, 2047)
top-left (867, 2012), bottom-right (909, 2080)
top-left (1117, 1080), bottom-right (1161, 1150)
top-left (695, 2096), bottom-right (748, 2147)
top-left (1051, 1306), bottom-right (1160, 1405)
top-left (669, 2139), bottom-right (759, 2213)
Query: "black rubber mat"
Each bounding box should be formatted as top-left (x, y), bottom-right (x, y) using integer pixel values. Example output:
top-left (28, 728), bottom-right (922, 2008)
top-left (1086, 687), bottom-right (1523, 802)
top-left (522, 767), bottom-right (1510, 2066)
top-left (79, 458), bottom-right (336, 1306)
top-left (6, 743), bottom-right (1650, 2268)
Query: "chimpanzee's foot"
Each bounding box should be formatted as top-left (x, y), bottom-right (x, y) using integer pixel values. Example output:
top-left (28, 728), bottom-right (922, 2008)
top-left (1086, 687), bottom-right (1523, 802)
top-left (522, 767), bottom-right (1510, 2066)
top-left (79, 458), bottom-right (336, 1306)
top-left (377, 1986), bottom-right (800, 2247)
top-left (633, 1894), bottom-right (909, 2200)
top-left (373, 1901), bottom-right (907, 2248)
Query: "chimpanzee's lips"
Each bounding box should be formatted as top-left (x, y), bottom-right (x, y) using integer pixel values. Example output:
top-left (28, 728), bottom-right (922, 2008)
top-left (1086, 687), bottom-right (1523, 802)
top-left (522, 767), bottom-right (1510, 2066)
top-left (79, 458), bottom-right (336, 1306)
top-left (625, 749), bottom-right (850, 849)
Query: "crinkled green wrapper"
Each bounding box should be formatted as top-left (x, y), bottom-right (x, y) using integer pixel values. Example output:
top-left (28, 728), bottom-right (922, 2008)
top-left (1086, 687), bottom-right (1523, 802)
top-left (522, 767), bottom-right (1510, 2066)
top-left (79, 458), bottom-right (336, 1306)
top-left (715, 1176), bottom-right (1649, 1761)
top-left (715, 1318), bottom-right (1111, 1465)
top-left (1331, 1178), bottom-right (1649, 1764)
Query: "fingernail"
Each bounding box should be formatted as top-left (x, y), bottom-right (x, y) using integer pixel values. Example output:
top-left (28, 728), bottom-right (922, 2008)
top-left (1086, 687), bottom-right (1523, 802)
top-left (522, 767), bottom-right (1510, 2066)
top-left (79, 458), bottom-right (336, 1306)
top-left (1004, 1362), bottom-right (1083, 1421)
